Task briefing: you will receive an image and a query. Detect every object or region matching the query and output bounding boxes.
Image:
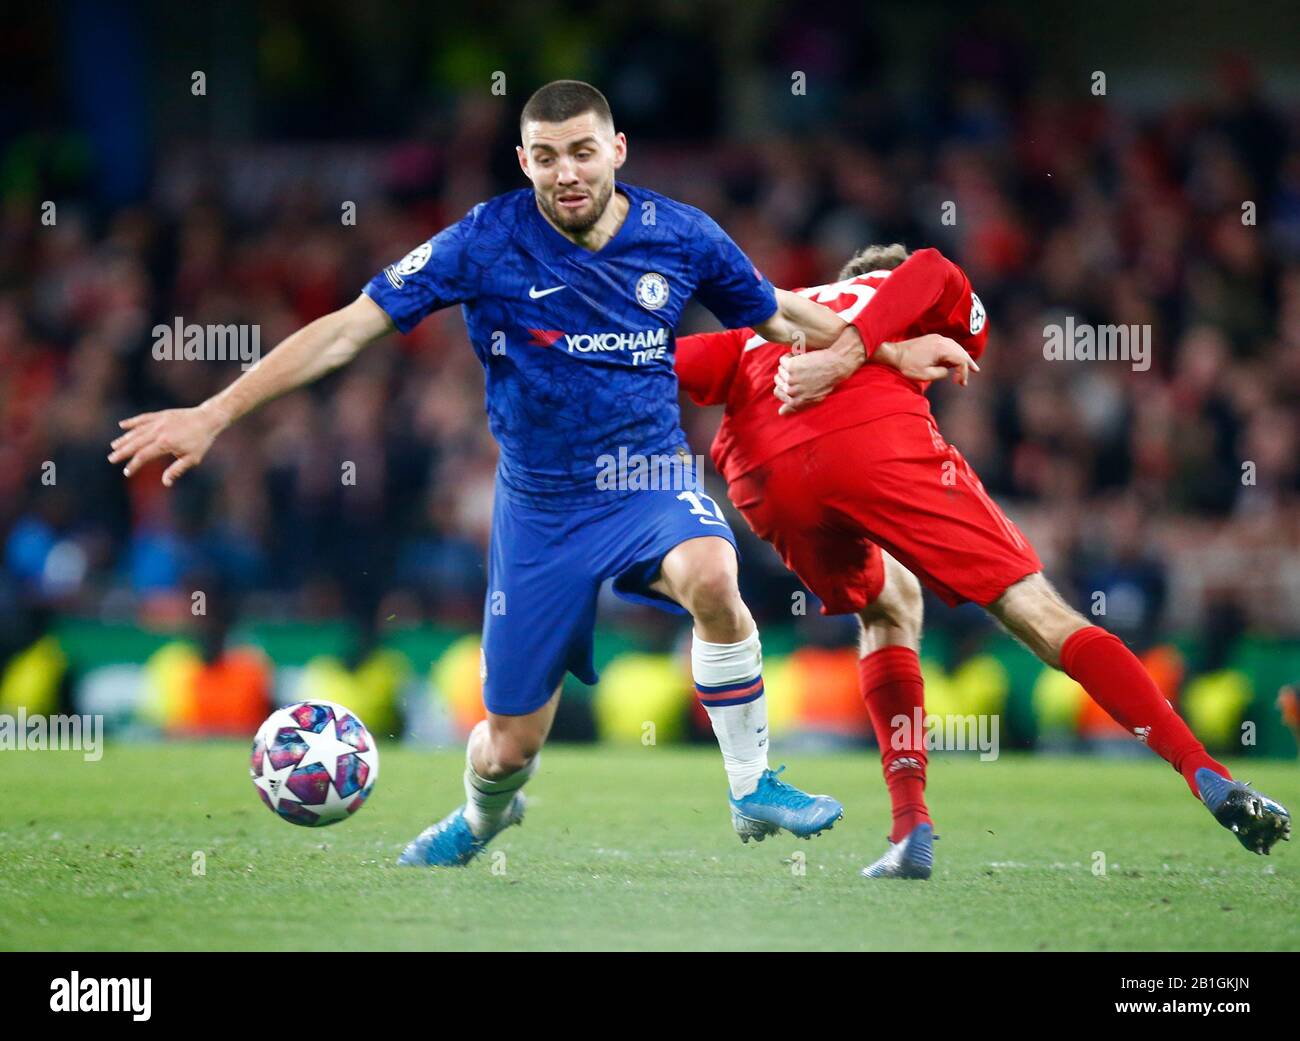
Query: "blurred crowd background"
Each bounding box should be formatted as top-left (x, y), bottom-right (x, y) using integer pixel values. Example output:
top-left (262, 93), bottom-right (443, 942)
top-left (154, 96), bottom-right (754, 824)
top-left (2, 1), bottom-right (1299, 754)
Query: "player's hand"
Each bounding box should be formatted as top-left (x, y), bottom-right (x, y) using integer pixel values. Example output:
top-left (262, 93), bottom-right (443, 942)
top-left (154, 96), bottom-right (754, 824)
top-left (878, 334), bottom-right (979, 386)
top-left (774, 347), bottom-right (861, 415)
top-left (108, 405), bottom-right (223, 486)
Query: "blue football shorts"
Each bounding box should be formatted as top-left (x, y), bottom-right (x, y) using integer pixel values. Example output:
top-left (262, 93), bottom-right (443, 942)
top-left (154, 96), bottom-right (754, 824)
top-left (480, 477), bottom-right (738, 716)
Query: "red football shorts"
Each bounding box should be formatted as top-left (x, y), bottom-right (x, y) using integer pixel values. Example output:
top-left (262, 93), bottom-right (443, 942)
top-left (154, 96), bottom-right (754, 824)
top-left (727, 413), bottom-right (1042, 613)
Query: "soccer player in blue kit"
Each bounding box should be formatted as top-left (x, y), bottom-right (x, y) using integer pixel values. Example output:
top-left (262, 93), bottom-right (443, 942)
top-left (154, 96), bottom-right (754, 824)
top-left (109, 81), bottom-right (859, 865)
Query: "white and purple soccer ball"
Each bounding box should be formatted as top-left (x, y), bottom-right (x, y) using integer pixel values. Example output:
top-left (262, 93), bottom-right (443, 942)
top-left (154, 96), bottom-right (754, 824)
top-left (250, 700), bottom-right (379, 827)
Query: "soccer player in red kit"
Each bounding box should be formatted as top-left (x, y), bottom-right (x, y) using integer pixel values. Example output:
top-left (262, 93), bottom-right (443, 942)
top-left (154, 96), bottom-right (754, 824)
top-left (675, 243), bottom-right (1291, 877)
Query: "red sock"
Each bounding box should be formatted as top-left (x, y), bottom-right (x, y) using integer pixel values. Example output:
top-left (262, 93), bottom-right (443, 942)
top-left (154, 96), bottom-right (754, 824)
top-left (1060, 626), bottom-right (1229, 797)
top-left (859, 646), bottom-right (931, 842)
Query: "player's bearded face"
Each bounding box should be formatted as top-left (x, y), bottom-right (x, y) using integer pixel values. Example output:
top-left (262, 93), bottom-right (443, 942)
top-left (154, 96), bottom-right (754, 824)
top-left (521, 114), bottom-right (624, 235)
top-left (538, 169), bottom-right (614, 233)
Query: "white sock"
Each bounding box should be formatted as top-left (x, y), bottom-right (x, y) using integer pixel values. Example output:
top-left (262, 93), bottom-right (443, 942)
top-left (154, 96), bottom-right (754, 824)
top-left (463, 722), bottom-right (538, 838)
top-left (692, 628), bottom-right (769, 798)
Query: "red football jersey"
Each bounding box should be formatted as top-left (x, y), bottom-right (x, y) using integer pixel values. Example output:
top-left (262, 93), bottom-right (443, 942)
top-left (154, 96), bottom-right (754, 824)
top-left (675, 247), bottom-right (987, 484)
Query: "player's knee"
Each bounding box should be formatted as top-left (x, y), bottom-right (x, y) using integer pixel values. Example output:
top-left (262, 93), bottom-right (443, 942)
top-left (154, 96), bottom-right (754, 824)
top-left (864, 554), bottom-right (923, 644)
top-left (679, 561), bottom-right (746, 630)
top-left (888, 564), bottom-right (924, 638)
top-left (690, 568), bottom-right (741, 611)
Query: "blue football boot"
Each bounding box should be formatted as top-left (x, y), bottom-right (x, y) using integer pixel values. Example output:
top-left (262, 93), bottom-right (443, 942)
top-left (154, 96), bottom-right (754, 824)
top-left (397, 794), bottom-right (525, 867)
top-left (861, 822), bottom-right (934, 879)
top-left (1196, 768), bottom-right (1291, 856)
top-left (729, 765), bottom-right (844, 842)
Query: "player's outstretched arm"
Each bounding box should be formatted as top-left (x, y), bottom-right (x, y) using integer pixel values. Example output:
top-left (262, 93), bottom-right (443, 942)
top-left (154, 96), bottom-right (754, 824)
top-left (109, 293), bottom-right (394, 486)
top-left (752, 288), bottom-right (849, 350)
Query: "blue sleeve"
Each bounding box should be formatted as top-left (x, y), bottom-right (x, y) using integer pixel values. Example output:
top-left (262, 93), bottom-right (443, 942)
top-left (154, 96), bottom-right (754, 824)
top-left (688, 215), bottom-right (778, 330)
top-left (363, 206), bottom-right (484, 333)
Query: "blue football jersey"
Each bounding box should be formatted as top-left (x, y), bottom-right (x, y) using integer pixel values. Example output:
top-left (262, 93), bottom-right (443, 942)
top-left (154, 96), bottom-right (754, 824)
top-left (362, 183), bottom-right (777, 507)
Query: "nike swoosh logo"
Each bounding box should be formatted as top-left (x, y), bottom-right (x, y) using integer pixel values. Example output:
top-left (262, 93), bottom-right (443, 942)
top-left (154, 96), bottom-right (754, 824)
top-left (529, 284), bottom-right (567, 299)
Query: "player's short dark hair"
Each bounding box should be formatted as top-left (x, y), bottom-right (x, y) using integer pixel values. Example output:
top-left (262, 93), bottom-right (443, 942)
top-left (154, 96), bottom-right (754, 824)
top-left (520, 80), bottom-right (614, 133)
top-left (838, 243), bottom-right (910, 280)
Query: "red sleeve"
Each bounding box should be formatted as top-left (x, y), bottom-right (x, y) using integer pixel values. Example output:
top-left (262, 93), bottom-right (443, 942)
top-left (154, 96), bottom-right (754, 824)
top-left (674, 328), bottom-right (752, 406)
top-left (850, 247), bottom-right (987, 361)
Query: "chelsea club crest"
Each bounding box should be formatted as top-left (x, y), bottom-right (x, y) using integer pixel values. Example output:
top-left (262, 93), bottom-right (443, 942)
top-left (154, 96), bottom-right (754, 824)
top-left (635, 272), bottom-right (669, 310)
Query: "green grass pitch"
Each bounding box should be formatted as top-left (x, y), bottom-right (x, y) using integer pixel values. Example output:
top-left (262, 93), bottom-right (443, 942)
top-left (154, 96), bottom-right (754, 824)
top-left (0, 742), bottom-right (1295, 951)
